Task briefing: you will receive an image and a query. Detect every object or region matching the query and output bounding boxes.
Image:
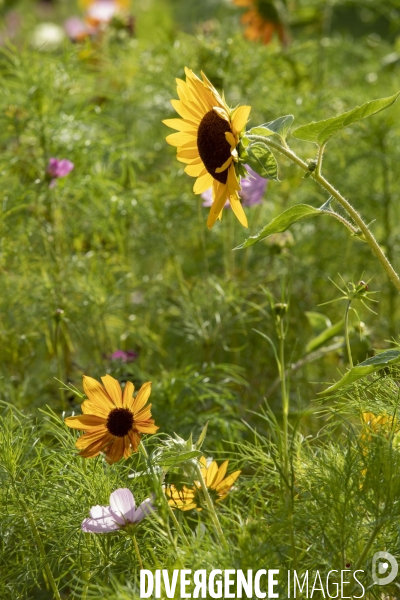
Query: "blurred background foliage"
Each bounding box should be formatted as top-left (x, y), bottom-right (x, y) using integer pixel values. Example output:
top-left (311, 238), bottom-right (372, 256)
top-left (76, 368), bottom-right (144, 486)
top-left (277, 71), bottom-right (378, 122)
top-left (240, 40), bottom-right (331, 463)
top-left (1, 0), bottom-right (400, 595)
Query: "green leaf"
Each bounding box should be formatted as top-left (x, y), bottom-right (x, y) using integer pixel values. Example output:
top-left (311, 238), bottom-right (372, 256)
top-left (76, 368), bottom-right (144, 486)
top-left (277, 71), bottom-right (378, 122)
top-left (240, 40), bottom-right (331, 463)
top-left (318, 349), bottom-right (400, 396)
top-left (293, 91), bottom-right (400, 146)
top-left (246, 143), bottom-right (278, 180)
top-left (305, 312), bottom-right (332, 334)
top-left (305, 318), bottom-right (344, 354)
top-left (155, 450), bottom-right (201, 467)
top-left (235, 204), bottom-right (323, 250)
top-left (247, 114), bottom-right (294, 140)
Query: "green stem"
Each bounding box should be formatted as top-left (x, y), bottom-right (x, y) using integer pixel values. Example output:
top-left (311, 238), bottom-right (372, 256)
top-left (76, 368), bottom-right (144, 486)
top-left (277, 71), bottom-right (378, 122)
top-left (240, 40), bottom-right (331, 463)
top-left (247, 136), bottom-right (400, 294)
top-left (195, 463), bottom-right (227, 548)
top-left (25, 508), bottom-right (61, 600)
top-left (278, 318), bottom-right (289, 483)
top-left (344, 300), bottom-right (353, 368)
top-left (277, 318), bottom-right (296, 566)
top-left (353, 523), bottom-right (382, 573)
top-left (139, 442), bottom-right (189, 545)
top-left (132, 534), bottom-right (144, 570)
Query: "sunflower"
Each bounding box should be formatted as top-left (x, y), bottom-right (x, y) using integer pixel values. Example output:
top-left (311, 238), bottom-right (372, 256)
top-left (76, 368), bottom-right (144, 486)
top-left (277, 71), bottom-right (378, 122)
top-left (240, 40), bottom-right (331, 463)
top-left (165, 457), bottom-right (241, 511)
top-left (164, 68), bottom-right (251, 229)
top-left (64, 375), bottom-right (158, 464)
top-left (233, 0), bottom-right (287, 45)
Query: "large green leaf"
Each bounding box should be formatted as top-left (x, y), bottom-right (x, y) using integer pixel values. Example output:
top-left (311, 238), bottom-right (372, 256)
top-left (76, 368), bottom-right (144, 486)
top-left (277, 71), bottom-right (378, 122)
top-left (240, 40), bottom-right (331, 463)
top-left (246, 143), bottom-right (278, 180)
top-left (293, 92), bottom-right (400, 146)
top-left (305, 318), bottom-right (344, 354)
top-left (235, 204), bottom-right (323, 250)
top-left (247, 114), bottom-right (294, 140)
top-left (319, 349), bottom-right (400, 396)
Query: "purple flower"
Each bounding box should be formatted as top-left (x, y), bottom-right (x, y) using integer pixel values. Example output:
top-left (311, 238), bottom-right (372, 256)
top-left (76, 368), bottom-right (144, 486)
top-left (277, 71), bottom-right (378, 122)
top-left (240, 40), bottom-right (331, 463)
top-left (64, 17), bottom-right (93, 41)
top-left (87, 0), bottom-right (121, 24)
top-left (82, 488), bottom-right (154, 533)
top-left (109, 350), bottom-right (138, 363)
top-left (201, 165), bottom-right (267, 210)
top-left (47, 158), bottom-right (74, 179)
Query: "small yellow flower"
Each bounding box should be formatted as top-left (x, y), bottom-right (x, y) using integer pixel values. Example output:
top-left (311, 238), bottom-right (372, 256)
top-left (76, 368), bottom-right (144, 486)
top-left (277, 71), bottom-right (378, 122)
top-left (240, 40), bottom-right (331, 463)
top-left (164, 68), bottom-right (251, 229)
top-left (65, 375), bottom-right (159, 464)
top-left (361, 411), bottom-right (397, 437)
top-left (165, 457), bottom-right (241, 511)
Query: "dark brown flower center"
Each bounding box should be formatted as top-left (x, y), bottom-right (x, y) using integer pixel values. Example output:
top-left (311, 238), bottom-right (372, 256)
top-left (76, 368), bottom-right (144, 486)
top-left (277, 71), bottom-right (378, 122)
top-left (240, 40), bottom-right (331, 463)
top-left (106, 407), bottom-right (134, 437)
top-left (197, 110), bottom-right (233, 184)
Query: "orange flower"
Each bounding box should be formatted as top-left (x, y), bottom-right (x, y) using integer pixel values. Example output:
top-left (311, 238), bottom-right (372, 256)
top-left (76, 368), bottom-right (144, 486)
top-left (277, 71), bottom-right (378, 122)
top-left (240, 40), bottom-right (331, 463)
top-left (65, 375), bottom-right (158, 464)
top-left (233, 0), bottom-right (287, 46)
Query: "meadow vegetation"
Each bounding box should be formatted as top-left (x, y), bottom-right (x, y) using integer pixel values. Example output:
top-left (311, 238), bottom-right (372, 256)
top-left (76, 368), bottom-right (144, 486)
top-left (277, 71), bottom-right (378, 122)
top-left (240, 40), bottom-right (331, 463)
top-left (1, 0), bottom-right (400, 598)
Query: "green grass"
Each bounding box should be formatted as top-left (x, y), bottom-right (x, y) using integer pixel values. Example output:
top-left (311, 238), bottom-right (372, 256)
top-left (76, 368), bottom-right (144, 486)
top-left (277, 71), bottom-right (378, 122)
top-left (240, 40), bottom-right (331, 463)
top-left (1, 0), bottom-right (400, 597)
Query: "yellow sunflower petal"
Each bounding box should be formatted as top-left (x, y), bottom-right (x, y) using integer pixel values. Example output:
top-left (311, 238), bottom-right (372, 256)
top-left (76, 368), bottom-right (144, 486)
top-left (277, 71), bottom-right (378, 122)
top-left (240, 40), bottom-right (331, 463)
top-left (231, 105), bottom-right (251, 133)
top-left (206, 461), bottom-right (219, 488)
top-left (83, 376), bottom-right (114, 409)
top-left (215, 470), bottom-right (241, 492)
top-left (75, 426), bottom-right (108, 449)
top-left (215, 156), bottom-right (233, 173)
top-left (81, 400), bottom-right (110, 418)
top-left (78, 432), bottom-right (113, 458)
top-left (177, 148), bottom-right (199, 160)
top-left (185, 163), bottom-right (207, 177)
top-left (122, 381), bottom-right (135, 409)
top-left (64, 414), bottom-right (106, 430)
top-left (214, 460), bottom-right (229, 487)
top-left (129, 430), bottom-right (141, 452)
top-left (213, 106), bottom-right (230, 122)
top-left (193, 172), bottom-right (214, 194)
top-left (163, 118), bottom-right (197, 132)
top-left (135, 423), bottom-right (159, 434)
top-left (207, 182), bottom-right (228, 228)
top-left (227, 163), bottom-right (241, 192)
top-left (230, 193), bottom-right (248, 228)
top-left (101, 375), bottom-right (123, 408)
top-left (171, 99), bottom-right (201, 122)
top-left (105, 437), bottom-right (125, 464)
top-left (132, 381), bottom-right (152, 414)
top-left (166, 132), bottom-right (197, 147)
top-left (225, 131), bottom-right (237, 148)
top-left (123, 436), bottom-right (132, 459)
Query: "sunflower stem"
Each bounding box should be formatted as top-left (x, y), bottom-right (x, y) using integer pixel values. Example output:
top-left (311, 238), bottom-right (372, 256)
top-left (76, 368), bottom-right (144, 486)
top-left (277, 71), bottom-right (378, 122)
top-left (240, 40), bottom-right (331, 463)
top-left (247, 135), bottom-right (400, 294)
top-left (344, 300), bottom-right (353, 368)
top-left (195, 463), bottom-right (227, 548)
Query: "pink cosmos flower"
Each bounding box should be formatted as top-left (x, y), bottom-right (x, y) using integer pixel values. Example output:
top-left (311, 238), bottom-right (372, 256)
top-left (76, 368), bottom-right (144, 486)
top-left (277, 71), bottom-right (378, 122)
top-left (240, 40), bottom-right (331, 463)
top-left (64, 17), bottom-right (94, 41)
top-left (47, 158), bottom-right (74, 188)
top-left (82, 488), bottom-right (154, 533)
top-left (109, 350), bottom-right (138, 363)
top-left (202, 165), bottom-right (267, 209)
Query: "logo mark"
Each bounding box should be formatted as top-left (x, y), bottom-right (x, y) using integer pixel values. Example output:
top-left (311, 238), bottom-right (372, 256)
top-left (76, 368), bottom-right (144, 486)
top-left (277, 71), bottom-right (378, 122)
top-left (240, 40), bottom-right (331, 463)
top-left (372, 551), bottom-right (398, 586)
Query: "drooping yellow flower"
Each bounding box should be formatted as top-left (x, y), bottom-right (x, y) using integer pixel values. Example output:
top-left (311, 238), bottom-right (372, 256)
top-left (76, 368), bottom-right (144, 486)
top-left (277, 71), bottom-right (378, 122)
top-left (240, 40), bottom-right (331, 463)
top-left (361, 411), bottom-right (398, 440)
top-left (65, 375), bottom-right (158, 464)
top-left (164, 68), bottom-right (251, 229)
top-left (165, 457), bottom-right (241, 511)
top-left (233, 0), bottom-right (287, 45)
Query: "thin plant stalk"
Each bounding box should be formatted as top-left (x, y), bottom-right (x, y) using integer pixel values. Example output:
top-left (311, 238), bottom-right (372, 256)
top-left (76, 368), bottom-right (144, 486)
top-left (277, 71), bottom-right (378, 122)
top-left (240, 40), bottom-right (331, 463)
top-left (344, 300), bottom-right (353, 368)
top-left (132, 534), bottom-right (144, 570)
top-left (278, 317), bottom-right (289, 483)
top-left (138, 441), bottom-right (189, 545)
top-left (195, 462), bottom-right (227, 548)
top-left (25, 508), bottom-right (62, 600)
top-left (247, 135), bottom-right (400, 294)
